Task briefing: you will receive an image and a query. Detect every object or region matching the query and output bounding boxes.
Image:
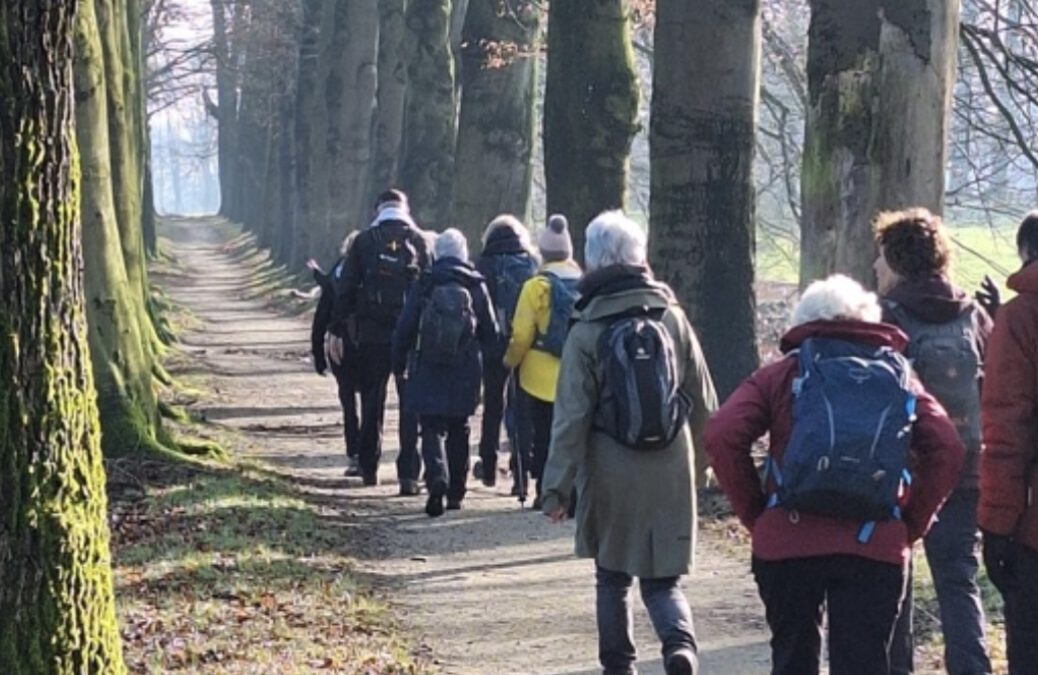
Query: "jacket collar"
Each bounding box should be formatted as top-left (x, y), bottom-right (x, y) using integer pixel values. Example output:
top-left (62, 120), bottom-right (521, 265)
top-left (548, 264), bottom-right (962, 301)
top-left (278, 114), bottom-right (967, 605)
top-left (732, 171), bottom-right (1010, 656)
top-left (779, 319), bottom-right (909, 354)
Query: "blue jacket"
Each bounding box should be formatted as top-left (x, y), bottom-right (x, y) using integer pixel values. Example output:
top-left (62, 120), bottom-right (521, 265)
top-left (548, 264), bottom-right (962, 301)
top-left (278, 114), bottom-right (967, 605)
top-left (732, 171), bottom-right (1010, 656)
top-left (392, 257), bottom-right (499, 418)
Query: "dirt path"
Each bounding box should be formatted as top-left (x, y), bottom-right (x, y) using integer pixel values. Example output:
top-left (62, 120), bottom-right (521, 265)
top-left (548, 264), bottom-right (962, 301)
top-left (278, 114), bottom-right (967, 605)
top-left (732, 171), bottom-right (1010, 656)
top-left (158, 217), bottom-right (772, 675)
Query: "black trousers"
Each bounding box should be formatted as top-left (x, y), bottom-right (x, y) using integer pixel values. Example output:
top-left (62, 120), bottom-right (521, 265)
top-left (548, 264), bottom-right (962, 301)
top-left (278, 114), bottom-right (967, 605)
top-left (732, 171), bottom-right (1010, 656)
top-left (752, 555), bottom-right (906, 675)
top-left (990, 541), bottom-right (1038, 675)
top-left (517, 388), bottom-right (553, 492)
top-left (330, 358), bottom-right (360, 459)
top-left (420, 415), bottom-right (470, 501)
top-left (355, 343), bottom-right (419, 481)
top-left (479, 356), bottom-right (510, 468)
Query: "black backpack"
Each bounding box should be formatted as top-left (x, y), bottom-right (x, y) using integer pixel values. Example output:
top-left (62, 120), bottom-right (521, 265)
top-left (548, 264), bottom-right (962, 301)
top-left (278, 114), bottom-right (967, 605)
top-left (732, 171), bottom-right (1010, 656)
top-left (418, 282), bottom-right (476, 366)
top-left (491, 254), bottom-right (538, 337)
top-left (594, 308), bottom-right (691, 450)
top-left (361, 225), bottom-right (419, 324)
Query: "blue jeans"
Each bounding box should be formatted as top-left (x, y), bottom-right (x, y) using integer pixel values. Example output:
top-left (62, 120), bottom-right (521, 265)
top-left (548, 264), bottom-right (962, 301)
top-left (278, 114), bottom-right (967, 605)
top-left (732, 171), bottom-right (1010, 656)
top-left (595, 566), bottom-right (697, 675)
top-left (890, 489), bottom-right (991, 675)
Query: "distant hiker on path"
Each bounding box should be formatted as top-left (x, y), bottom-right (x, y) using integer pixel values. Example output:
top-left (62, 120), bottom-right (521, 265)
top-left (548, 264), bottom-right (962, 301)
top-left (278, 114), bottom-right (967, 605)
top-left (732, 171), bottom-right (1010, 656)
top-left (979, 211), bottom-right (1038, 675)
top-left (874, 209), bottom-right (994, 675)
top-left (541, 211), bottom-right (718, 675)
top-left (504, 214), bottom-right (582, 504)
top-left (707, 274), bottom-right (965, 675)
top-left (329, 189), bottom-right (430, 492)
top-left (309, 231), bottom-right (362, 477)
top-left (392, 229), bottom-right (499, 517)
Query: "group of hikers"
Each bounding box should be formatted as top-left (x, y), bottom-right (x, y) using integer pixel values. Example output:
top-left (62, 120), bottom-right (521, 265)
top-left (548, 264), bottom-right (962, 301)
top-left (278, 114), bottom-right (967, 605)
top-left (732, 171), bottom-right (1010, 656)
top-left (307, 189), bottom-right (1036, 675)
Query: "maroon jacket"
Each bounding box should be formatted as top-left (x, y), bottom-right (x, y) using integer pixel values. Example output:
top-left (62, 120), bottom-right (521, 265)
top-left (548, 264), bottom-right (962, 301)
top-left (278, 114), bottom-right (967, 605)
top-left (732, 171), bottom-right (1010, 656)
top-left (706, 320), bottom-right (966, 566)
top-left (980, 263), bottom-right (1038, 552)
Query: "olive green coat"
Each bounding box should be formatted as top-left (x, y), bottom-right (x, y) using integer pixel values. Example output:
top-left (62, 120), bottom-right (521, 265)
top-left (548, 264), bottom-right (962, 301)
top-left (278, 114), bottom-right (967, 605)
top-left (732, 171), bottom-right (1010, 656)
top-left (540, 286), bottom-right (718, 579)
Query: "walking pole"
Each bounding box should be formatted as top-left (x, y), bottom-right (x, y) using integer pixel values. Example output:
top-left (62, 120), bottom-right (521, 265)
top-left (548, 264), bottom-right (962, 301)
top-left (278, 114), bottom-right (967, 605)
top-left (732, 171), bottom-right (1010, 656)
top-left (508, 375), bottom-right (527, 510)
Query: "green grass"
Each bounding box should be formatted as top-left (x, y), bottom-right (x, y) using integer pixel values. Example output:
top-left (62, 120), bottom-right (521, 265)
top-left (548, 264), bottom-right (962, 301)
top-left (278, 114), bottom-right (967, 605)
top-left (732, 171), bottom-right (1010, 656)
top-left (109, 458), bottom-right (430, 674)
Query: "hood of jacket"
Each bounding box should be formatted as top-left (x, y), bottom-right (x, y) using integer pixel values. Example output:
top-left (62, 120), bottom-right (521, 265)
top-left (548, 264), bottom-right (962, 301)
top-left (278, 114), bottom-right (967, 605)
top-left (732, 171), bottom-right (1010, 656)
top-left (885, 275), bottom-right (974, 323)
top-left (1008, 259), bottom-right (1038, 295)
top-left (779, 319), bottom-right (909, 354)
top-left (425, 257), bottom-right (485, 288)
top-left (482, 224), bottom-right (533, 257)
top-left (574, 264), bottom-right (676, 322)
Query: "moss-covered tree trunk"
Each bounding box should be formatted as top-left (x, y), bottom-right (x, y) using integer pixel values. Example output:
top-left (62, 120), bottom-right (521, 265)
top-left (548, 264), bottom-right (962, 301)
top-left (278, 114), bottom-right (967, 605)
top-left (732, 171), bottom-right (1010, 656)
top-left (76, 0), bottom-right (165, 456)
top-left (649, 0), bottom-right (760, 399)
top-left (398, 0), bottom-right (456, 230)
top-left (0, 3), bottom-right (127, 672)
top-left (543, 0), bottom-right (638, 257)
top-left (325, 0), bottom-right (379, 242)
top-left (369, 0), bottom-right (409, 199)
top-left (800, 0), bottom-right (960, 286)
top-left (452, 0), bottom-right (541, 244)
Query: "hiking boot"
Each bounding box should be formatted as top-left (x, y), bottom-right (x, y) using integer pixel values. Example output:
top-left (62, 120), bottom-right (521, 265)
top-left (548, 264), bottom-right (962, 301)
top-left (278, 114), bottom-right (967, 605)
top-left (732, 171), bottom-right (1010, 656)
top-left (446, 497), bottom-right (462, 511)
top-left (473, 459), bottom-right (496, 487)
top-left (425, 493), bottom-right (445, 518)
top-left (344, 456), bottom-right (361, 477)
top-left (399, 479), bottom-right (420, 496)
top-left (664, 649), bottom-right (696, 675)
top-left (362, 472), bottom-right (379, 487)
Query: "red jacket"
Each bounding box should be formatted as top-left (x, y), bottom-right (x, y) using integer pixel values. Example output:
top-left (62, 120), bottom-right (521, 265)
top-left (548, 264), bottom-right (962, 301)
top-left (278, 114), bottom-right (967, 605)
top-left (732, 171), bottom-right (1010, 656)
top-left (980, 263), bottom-right (1038, 552)
top-left (706, 320), bottom-right (966, 566)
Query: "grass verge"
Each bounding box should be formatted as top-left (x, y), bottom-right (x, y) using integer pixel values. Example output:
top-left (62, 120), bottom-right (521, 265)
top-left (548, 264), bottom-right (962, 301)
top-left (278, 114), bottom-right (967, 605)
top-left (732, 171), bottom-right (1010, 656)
top-left (108, 457), bottom-right (431, 674)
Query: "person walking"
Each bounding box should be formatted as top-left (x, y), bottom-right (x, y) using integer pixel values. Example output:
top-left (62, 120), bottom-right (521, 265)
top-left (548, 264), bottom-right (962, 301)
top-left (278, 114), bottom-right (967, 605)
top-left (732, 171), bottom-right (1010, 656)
top-left (706, 274), bottom-right (965, 675)
top-left (473, 214), bottom-right (539, 487)
top-left (980, 211), bottom-right (1038, 675)
top-left (329, 189), bottom-right (430, 493)
top-left (392, 229), bottom-right (498, 517)
top-left (541, 211), bottom-right (718, 675)
top-left (504, 214), bottom-right (581, 504)
top-left (874, 209), bottom-right (994, 675)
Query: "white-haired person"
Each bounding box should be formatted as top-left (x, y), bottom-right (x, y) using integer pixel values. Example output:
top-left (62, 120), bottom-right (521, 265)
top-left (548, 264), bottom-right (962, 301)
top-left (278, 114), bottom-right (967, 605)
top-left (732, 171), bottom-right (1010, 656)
top-left (705, 274), bottom-right (965, 675)
top-left (473, 214), bottom-right (540, 489)
top-left (540, 211), bottom-right (718, 675)
top-left (391, 229), bottom-right (499, 517)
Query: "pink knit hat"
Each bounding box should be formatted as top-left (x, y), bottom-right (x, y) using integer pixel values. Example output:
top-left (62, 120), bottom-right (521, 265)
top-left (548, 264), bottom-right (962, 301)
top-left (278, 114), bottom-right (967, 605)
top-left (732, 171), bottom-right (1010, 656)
top-left (538, 214), bottom-right (573, 262)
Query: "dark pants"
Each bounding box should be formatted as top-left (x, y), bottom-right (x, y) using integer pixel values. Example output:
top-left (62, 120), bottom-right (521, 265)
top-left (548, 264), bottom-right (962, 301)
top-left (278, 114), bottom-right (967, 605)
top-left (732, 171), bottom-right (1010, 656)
top-left (479, 357), bottom-right (514, 469)
top-left (596, 566), bottom-right (698, 675)
top-left (890, 489), bottom-right (991, 675)
top-left (355, 343), bottom-right (420, 481)
top-left (989, 540), bottom-right (1038, 675)
top-left (330, 358), bottom-right (360, 459)
top-left (420, 415), bottom-right (470, 501)
top-left (753, 555), bottom-right (906, 675)
top-left (517, 388), bottom-right (553, 494)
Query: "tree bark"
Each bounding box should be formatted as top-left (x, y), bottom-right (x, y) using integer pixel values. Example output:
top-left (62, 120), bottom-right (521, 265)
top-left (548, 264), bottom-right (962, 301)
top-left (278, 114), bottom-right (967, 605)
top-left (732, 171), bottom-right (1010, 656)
top-left (543, 0), bottom-right (639, 258)
top-left (452, 0), bottom-right (541, 245)
top-left (325, 0), bottom-right (379, 241)
top-left (398, 0), bottom-right (456, 230)
top-left (211, 0), bottom-right (239, 219)
top-left (0, 3), bottom-right (127, 672)
top-left (369, 0), bottom-right (409, 200)
top-left (649, 0), bottom-right (761, 404)
top-left (75, 0), bottom-right (165, 456)
top-left (289, 0), bottom-right (325, 267)
top-left (800, 0), bottom-right (960, 286)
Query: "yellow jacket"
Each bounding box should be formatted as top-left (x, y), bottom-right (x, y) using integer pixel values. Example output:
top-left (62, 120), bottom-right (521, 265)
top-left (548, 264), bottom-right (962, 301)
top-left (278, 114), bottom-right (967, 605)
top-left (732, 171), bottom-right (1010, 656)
top-left (503, 260), bottom-right (582, 402)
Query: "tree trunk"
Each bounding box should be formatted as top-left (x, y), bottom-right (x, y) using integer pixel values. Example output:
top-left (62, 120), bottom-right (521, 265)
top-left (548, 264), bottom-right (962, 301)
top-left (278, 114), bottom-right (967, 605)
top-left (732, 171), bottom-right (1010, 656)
top-left (398, 0), bottom-right (456, 230)
top-left (289, 0), bottom-right (325, 267)
top-left (325, 0), bottom-right (379, 241)
top-left (75, 0), bottom-right (165, 456)
top-left (369, 0), bottom-right (409, 199)
top-left (649, 0), bottom-right (761, 401)
top-left (0, 3), bottom-right (127, 672)
top-left (211, 0), bottom-right (239, 219)
top-left (543, 0), bottom-right (639, 258)
top-left (800, 0), bottom-right (960, 286)
top-left (452, 0), bottom-right (541, 245)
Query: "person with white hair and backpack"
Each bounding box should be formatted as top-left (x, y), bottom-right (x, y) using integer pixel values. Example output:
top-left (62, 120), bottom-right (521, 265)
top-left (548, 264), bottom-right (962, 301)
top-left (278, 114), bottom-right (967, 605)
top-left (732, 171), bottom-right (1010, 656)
top-left (392, 229), bottom-right (499, 517)
top-left (706, 274), bottom-right (965, 675)
top-left (540, 211), bottom-right (718, 675)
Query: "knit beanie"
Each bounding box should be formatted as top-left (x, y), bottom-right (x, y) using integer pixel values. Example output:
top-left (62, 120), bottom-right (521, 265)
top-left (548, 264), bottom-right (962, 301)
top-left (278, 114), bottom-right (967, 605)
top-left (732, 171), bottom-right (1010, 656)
top-left (538, 214), bottom-right (573, 262)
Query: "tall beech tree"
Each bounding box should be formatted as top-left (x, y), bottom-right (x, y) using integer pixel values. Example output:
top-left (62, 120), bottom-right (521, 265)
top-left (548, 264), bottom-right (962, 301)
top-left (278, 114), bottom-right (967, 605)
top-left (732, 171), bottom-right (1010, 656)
top-left (800, 0), bottom-right (960, 285)
top-left (0, 2), bottom-right (126, 671)
top-left (369, 0), bottom-right (409, 201)
top-left (452, 0), bottom-right (541, 243)
top-left (544, 0), bottom-right (639, 257)
top-left (398, 0), bottom-right (457, 230)
top-left (649, 0), bottom-right (761, 410)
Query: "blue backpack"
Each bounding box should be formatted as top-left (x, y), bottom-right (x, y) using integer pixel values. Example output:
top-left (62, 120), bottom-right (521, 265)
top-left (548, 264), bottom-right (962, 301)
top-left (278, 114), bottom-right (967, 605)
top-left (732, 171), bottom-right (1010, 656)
top-left (768, 338), bottom-right (917, 541)
top-left (491, 254), bottom-right (538, 337)
top-left (533, 272), bottom-right (580, 357)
